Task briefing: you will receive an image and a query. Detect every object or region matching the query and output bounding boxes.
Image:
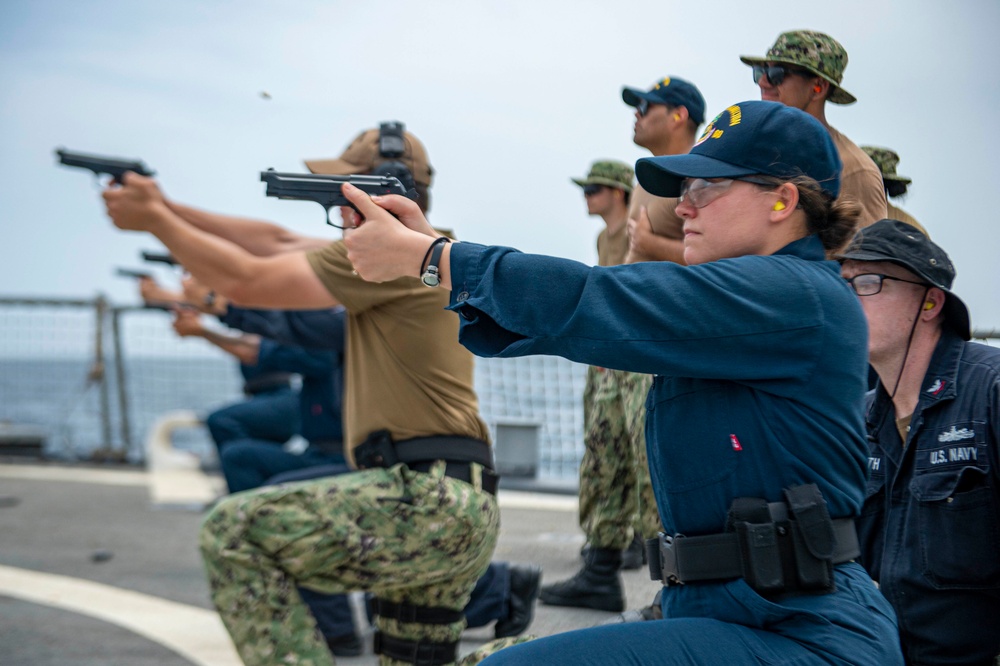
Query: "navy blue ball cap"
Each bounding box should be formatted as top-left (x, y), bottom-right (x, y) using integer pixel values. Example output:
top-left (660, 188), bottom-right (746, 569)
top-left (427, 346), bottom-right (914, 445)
top-left (622, 76), bottom-right (706, 125)
top-left (635, 100), bottom-right (842, 199)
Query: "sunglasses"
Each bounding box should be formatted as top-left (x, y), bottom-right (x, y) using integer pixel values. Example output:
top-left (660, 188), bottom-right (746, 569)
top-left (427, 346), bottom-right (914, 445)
top-left (635, 99), bottom-right (659, 117)
top-left (844, 273), bottom-right (929, 296)
top-left (583, 184), bottom-right (606, 196)
top-left (751, 64), bottom-right (813, 87)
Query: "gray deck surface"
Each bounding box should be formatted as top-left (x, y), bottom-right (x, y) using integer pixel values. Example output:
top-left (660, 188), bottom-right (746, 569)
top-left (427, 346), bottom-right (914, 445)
top-left (0, 459), bottom-right (659, 665)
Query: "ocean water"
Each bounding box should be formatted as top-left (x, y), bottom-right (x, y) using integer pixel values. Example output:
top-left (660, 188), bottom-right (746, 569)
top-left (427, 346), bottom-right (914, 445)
top-left (0, 301), bottom-right (587, 480)
top-left (0, 354), bottom-right (586, 480)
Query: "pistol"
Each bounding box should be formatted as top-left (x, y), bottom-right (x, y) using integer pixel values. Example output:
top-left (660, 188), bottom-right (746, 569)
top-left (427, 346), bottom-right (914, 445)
top-left (260, 169), bottom-right (416, 227)
top-left (141, 251), bottom-right (179, 267)
top-left (115, 268), bottom-right (153, 280)
top-left (55, 148), bottom-right (155, 183)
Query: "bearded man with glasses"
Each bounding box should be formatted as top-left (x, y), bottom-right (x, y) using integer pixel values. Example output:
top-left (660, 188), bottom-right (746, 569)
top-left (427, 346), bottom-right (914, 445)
top-left (742, 30), bottom-right (887, 241)
top-left (839, 219), bottom-right (1000, 665)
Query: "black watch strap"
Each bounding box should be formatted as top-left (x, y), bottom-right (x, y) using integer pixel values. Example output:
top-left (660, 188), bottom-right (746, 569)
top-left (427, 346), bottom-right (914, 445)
top-left (421, 237), bottom-right (451, 287)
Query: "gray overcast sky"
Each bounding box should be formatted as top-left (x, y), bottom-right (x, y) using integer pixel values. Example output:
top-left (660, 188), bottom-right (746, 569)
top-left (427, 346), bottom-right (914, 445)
top-left (2, 0), bottom-right (998, 330)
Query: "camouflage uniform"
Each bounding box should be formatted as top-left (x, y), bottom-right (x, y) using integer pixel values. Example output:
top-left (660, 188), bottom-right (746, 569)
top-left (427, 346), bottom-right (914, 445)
top-left (571, 161), bottom-right (660, 549)
top-left (861, 146), bottom-right (911, 187)
top-left (578, 367), bottom-right (660, 549)
top-left (739, 29), bottom-right (856, 104)
top-left (200, 461), bottom-right (499, 666)
top-left (570, 159), bottom-right (635, 192)
top-left (861, 145), bottom-right (929, 236)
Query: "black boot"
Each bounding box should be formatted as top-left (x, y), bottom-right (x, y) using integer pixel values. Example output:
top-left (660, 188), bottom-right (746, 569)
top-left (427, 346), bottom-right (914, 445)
top-left (494, 564), bottom-right (542, 638)
top-left (581, 535), bottom-right (647, 571)
top-left (539, 547), bottom-right (625, 612)
top-left (619, 534), bottom-right (647, 571)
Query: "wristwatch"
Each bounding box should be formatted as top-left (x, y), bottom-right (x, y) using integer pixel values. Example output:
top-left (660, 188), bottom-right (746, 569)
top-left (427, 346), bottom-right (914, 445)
top-left (420, 237), bottom-right (451, 287)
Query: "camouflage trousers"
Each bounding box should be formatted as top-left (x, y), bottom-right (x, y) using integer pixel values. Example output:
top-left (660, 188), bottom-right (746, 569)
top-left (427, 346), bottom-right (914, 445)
top-left (199, 460), bottom-right (501, 666)
top-left (578, 367), bottom-right (661, 550)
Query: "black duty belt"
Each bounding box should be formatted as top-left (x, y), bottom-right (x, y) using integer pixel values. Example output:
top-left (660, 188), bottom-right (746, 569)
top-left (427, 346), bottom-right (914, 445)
top-left (648, 486), bottom-right (860, 595)
top-left (354, 430), bottom-right (498, 495)
top-left (242, 372), bottom-right (293, 396)
top-left (308, 439), bottom-right (344, 455)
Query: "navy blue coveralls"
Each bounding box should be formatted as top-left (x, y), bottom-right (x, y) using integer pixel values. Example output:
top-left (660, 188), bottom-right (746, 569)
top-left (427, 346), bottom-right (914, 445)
top-left (447, 236), bottom-right (903, 665)
top-left (857, 330), bottom-right (1000, 665)
top-left (205, 352), bottom-right (300, 453)
top-left (212, 335), bottom-right (345, 492)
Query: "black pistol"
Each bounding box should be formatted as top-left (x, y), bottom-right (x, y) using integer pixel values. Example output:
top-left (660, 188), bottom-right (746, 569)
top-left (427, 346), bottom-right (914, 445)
top-left (115, 268), bottom-right (153, 280)
top-left (141, 251), bottom-right (179, 267)
top-left (55, 148), bottom-right (155, 183)
top-left (260, 170), bottom-right (416, 227)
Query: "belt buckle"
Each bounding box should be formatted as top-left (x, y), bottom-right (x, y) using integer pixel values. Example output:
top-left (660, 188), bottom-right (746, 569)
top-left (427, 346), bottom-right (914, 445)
top-left (659, 534), bottom-right (685, 586)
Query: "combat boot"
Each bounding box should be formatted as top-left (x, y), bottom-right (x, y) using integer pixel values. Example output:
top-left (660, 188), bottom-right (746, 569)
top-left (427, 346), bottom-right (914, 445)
top-left (619, 534), bottom-right (646, 571)
top-left (539, 547), bottom-right (625, 612)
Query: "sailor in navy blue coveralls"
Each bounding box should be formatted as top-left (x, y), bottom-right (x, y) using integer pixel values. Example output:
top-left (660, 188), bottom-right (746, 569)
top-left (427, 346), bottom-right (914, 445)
top-left (860, 330), bottom-right (1000, 665)
top-left (452, 234), bottom-right (900, 665)
top-left (838, 219), bottom-right (1000, 665)
top-left (337, 100), bottom-right (906, 665)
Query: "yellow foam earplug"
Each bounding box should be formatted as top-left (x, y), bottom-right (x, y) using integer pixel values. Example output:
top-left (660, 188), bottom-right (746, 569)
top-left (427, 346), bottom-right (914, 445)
top-left (773, 201), bottom-right (786, 211)
top-left (924, 302), bottom-right (934, 310)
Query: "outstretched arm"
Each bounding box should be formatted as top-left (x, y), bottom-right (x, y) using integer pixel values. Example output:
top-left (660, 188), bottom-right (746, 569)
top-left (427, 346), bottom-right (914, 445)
top-left (166, 201), bottom-right (330, 256)
top-left (172, 309), bottom-right (261, 365)
top-left (104, 173), bottom-right (339, 309)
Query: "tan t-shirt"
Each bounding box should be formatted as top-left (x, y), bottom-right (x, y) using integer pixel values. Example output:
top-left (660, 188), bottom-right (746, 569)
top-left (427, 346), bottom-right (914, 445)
top-left (597, 225), bottom-right (629, 267)
top-left (828, 126), bottom-right (888, 231)
top-left (307, 241), bottom-right (489, 465)
top-left (625, 183), bottom-right (685, 264)
top-left (887, 202), bottom-right (929, 237)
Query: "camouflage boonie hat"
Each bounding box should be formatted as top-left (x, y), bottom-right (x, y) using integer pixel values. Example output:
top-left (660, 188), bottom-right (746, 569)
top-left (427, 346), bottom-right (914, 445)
top-left (861, 145), bottom-right (911, 185)
top-left (740, 30), bottom-right (856, 105)
top-left (571, 160), bottom-right (634, 192)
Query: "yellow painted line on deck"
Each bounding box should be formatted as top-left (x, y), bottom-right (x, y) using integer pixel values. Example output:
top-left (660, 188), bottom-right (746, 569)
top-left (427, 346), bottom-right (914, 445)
top-left (0, 564), bottom-right (241, 666)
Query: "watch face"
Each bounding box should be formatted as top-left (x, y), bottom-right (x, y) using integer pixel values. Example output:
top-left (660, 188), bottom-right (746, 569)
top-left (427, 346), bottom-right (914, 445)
top-left (421, 270), bottom-right (441, 287)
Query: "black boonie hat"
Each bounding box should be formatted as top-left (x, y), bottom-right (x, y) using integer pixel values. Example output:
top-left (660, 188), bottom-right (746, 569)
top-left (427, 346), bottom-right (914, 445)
top-left (837, 219), bottom-right (971, 340)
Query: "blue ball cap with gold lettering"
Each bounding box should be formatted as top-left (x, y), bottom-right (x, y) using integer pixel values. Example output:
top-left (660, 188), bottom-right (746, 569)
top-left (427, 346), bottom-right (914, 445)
top-left (635, 100), bottom-right (841, 199)
top-left (622, 76), bottom-right (706, 125)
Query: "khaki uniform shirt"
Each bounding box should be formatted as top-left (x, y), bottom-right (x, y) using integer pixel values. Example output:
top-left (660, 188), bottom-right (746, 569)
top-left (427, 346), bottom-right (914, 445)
top-left (625, 184), bottom-right (685, 264)
top-left (828, 126), bottom-right (888, 231)
top-left (307, 241), bottom-right (489, 465)
top-left (597, 225), bottom-right (629, 267)
top-left (887, 202), bottom-right (929, 237)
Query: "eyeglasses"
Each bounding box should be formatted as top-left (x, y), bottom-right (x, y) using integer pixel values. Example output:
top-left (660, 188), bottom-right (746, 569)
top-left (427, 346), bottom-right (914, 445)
top-left (844, 273), bottom-right (929, 296)
top-left (751, 64), bottom-right (813, 87)
top-left (677, 177), bottom-right (775, 208)
top-left (583, 184), bottom-right (606, 196)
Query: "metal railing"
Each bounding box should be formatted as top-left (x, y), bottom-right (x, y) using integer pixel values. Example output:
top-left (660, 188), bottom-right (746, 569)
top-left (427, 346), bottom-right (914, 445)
top-left (0, 295), bottom-right (996, 480)
top-left (0, 296), bottom-right (589, 479)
